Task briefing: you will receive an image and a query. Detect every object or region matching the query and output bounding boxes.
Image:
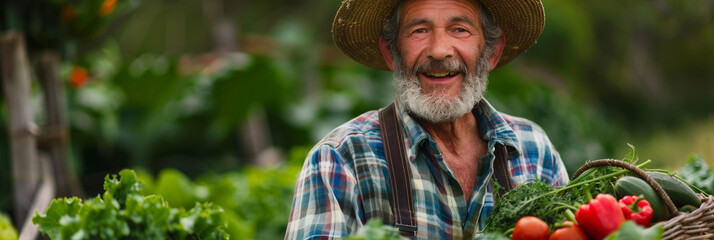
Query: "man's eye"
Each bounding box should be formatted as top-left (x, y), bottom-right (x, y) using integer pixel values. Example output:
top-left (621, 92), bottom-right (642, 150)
top-left (408, 28), bottom-right (428, 39)
top-left (452, 28), bottom-right (472, 37)
top-left (413, 28), bottom-right (427, 34)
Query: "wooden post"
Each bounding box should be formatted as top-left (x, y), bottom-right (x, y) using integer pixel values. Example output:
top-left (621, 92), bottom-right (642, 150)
top-left (36, 51), bottom-right (84, 198)
top-left (0, 32), bottom-right (41, 225)
top-left (18, 153), bottom-right (55, 240)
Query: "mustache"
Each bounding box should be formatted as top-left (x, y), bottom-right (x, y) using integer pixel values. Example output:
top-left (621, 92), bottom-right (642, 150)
top-left (412, 59), bottom-right (470, 76)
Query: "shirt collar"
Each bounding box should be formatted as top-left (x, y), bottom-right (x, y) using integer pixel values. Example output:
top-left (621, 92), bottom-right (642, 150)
top-left (396, 98), bottom-right (522, 162)
top-left (394, 98), bottom-right (431, 161)
top-left (473, 99), bottom-right (521, 157)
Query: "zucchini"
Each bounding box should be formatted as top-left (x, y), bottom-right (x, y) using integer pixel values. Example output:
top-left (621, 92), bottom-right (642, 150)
top-left (615, 176), bottom-right (671, 222)
top-left (646, 171), bottom-right (701, 208)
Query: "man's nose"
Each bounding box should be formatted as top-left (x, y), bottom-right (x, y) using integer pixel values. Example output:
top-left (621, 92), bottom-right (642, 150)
top-left (427, 29), bottom-right (454, 61)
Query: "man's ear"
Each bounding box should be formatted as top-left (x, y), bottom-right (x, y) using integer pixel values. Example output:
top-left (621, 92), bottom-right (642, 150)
top-left (488, 33), bottom-right (506, 72)
top-left (378, 36), bottom-right (396, 71)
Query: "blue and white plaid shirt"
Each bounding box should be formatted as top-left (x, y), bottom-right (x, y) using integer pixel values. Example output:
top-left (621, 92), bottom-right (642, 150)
top-left (286, 99), bottom-right (569, 239)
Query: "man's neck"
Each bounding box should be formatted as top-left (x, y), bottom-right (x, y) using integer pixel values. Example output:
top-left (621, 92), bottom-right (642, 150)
top-left (415, 110), bottom-right (486, 202)
top-left (416, 112), bottom-right (479, 155)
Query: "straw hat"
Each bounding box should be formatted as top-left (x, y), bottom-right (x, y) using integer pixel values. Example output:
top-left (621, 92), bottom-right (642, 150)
top-left (332, 0), bottom-right (545, 71)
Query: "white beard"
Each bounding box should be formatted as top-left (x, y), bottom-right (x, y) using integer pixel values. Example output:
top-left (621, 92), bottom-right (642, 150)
top-left (393, 54), bottom-right (490, 123)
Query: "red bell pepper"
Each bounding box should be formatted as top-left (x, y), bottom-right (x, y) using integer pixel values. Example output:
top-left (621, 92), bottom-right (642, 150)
top-left (575, 194), bottom-right (626, 240)
top-left (618, 195), bottom-right (654, 227)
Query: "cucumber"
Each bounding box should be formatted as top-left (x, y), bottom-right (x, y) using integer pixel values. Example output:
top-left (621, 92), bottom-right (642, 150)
top-left (646, 171), bottom-right (701, 208)
top-left (615, 176), bottom-right (671, 222)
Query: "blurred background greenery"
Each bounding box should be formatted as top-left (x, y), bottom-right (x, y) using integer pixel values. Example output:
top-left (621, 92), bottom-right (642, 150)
top-left (1, 0), bottom-right (713, 238)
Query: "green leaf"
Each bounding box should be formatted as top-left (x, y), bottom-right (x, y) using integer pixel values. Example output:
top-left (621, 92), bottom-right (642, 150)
top-left (32, 197), bottom-right (83, 240)
top-left (77, 195), bottom-right (129, 239)
top-left (604, 221), bottom-right (663, 240)
top-left (154, 168), bottom-right (202, 209)
top-left (222, 210), bottom-right (255, 240)
top-left (623, 143), bottom-right (639, 163)
top-left (178, 202), bottom-right (229, 240)
top-left (103, 169), bottom-right (145, 207)
top-left (123, 194), bottom-right (173, 239)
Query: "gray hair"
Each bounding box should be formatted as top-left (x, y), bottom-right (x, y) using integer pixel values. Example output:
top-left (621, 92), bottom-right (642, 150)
top-left (381, 0), bottom-right (502, 61)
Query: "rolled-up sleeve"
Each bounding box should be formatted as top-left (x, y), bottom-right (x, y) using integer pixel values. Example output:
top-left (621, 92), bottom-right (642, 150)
top-left (531, 128), bottom-right (570, 187)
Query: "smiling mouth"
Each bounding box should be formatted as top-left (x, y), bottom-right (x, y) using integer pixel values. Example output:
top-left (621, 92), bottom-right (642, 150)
top-left (423, 72), bottom-right (459, 78)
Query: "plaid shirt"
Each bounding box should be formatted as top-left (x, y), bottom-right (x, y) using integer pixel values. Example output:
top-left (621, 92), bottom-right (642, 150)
top-left (286, 99), bottom-right (569, 239)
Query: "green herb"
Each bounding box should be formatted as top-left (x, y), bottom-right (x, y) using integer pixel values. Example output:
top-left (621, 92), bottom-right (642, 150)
top-left (32, 169), bottom-right (229, 240)
top-left (562, 144), bottom-right (642, 203)
top-left (484, 181), bottom-right (566, 233)
top-left (341, 219), bottom-right (404, 240)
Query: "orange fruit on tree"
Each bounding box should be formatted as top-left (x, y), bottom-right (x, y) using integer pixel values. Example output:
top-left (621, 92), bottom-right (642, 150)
top-left (99, 0), bottom-right (117, 16)
top-left (70, 66), bottom-right (88, 88)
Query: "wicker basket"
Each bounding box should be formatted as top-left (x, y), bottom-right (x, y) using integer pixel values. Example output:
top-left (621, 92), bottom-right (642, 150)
top-left (661, 194), bottom-right (714, 240)
top-left (572, 159), bottom-right (714, 240)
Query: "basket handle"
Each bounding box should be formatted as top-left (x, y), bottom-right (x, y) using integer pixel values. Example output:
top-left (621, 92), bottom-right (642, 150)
top-left (572, 159), bottom-right (679, 218)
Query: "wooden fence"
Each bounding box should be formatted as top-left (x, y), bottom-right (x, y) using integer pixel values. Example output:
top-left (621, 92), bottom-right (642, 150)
top-left (1, 31), bottom-right (83, 240)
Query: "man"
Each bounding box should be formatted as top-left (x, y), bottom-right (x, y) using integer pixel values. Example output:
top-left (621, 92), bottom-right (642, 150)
top-left (286, 0), bottom-right (569, 238)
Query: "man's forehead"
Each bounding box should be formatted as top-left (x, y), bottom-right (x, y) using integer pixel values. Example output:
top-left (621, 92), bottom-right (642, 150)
top-left (403, 16), bottom-right (477, 29)
top-left (399, 0), bottom-right (481, 23)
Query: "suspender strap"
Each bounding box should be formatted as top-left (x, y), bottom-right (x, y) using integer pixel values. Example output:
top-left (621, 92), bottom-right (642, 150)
top-left (493, 144), bottom-right (513, 198)
top-left (378, 103), bottom-right (418, 237)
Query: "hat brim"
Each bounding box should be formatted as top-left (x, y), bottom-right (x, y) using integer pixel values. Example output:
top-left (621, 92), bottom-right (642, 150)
top-left (332, 0), bottom-right (545, 71)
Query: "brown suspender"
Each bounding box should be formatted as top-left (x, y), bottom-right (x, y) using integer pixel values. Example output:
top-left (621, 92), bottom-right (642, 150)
top-left (377, 103), bottom-right (513, 238)
top-left (378, 103), bottom-right (418, 238)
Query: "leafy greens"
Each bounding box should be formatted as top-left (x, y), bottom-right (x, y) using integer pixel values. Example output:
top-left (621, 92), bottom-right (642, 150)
top-left (32, 169), bottom-right (229, 240)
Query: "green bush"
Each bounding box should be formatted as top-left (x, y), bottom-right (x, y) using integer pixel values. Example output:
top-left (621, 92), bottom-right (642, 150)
top-left (138, 161), bottom-right (301, 240)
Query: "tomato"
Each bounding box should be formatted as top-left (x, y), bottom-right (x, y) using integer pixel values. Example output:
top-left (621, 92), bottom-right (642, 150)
top-left (548, 221), bottom-right (588, 240)
top-left (512, 216), bottom-right (549, 240)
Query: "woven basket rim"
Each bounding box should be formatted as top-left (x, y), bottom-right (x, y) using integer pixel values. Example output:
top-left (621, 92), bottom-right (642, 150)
top-left (661, 194), bottom-right (714, 240)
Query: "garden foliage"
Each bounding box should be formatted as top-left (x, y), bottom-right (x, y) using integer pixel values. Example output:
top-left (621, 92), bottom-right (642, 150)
top-left (32, 169), bottom-right (229, 240)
